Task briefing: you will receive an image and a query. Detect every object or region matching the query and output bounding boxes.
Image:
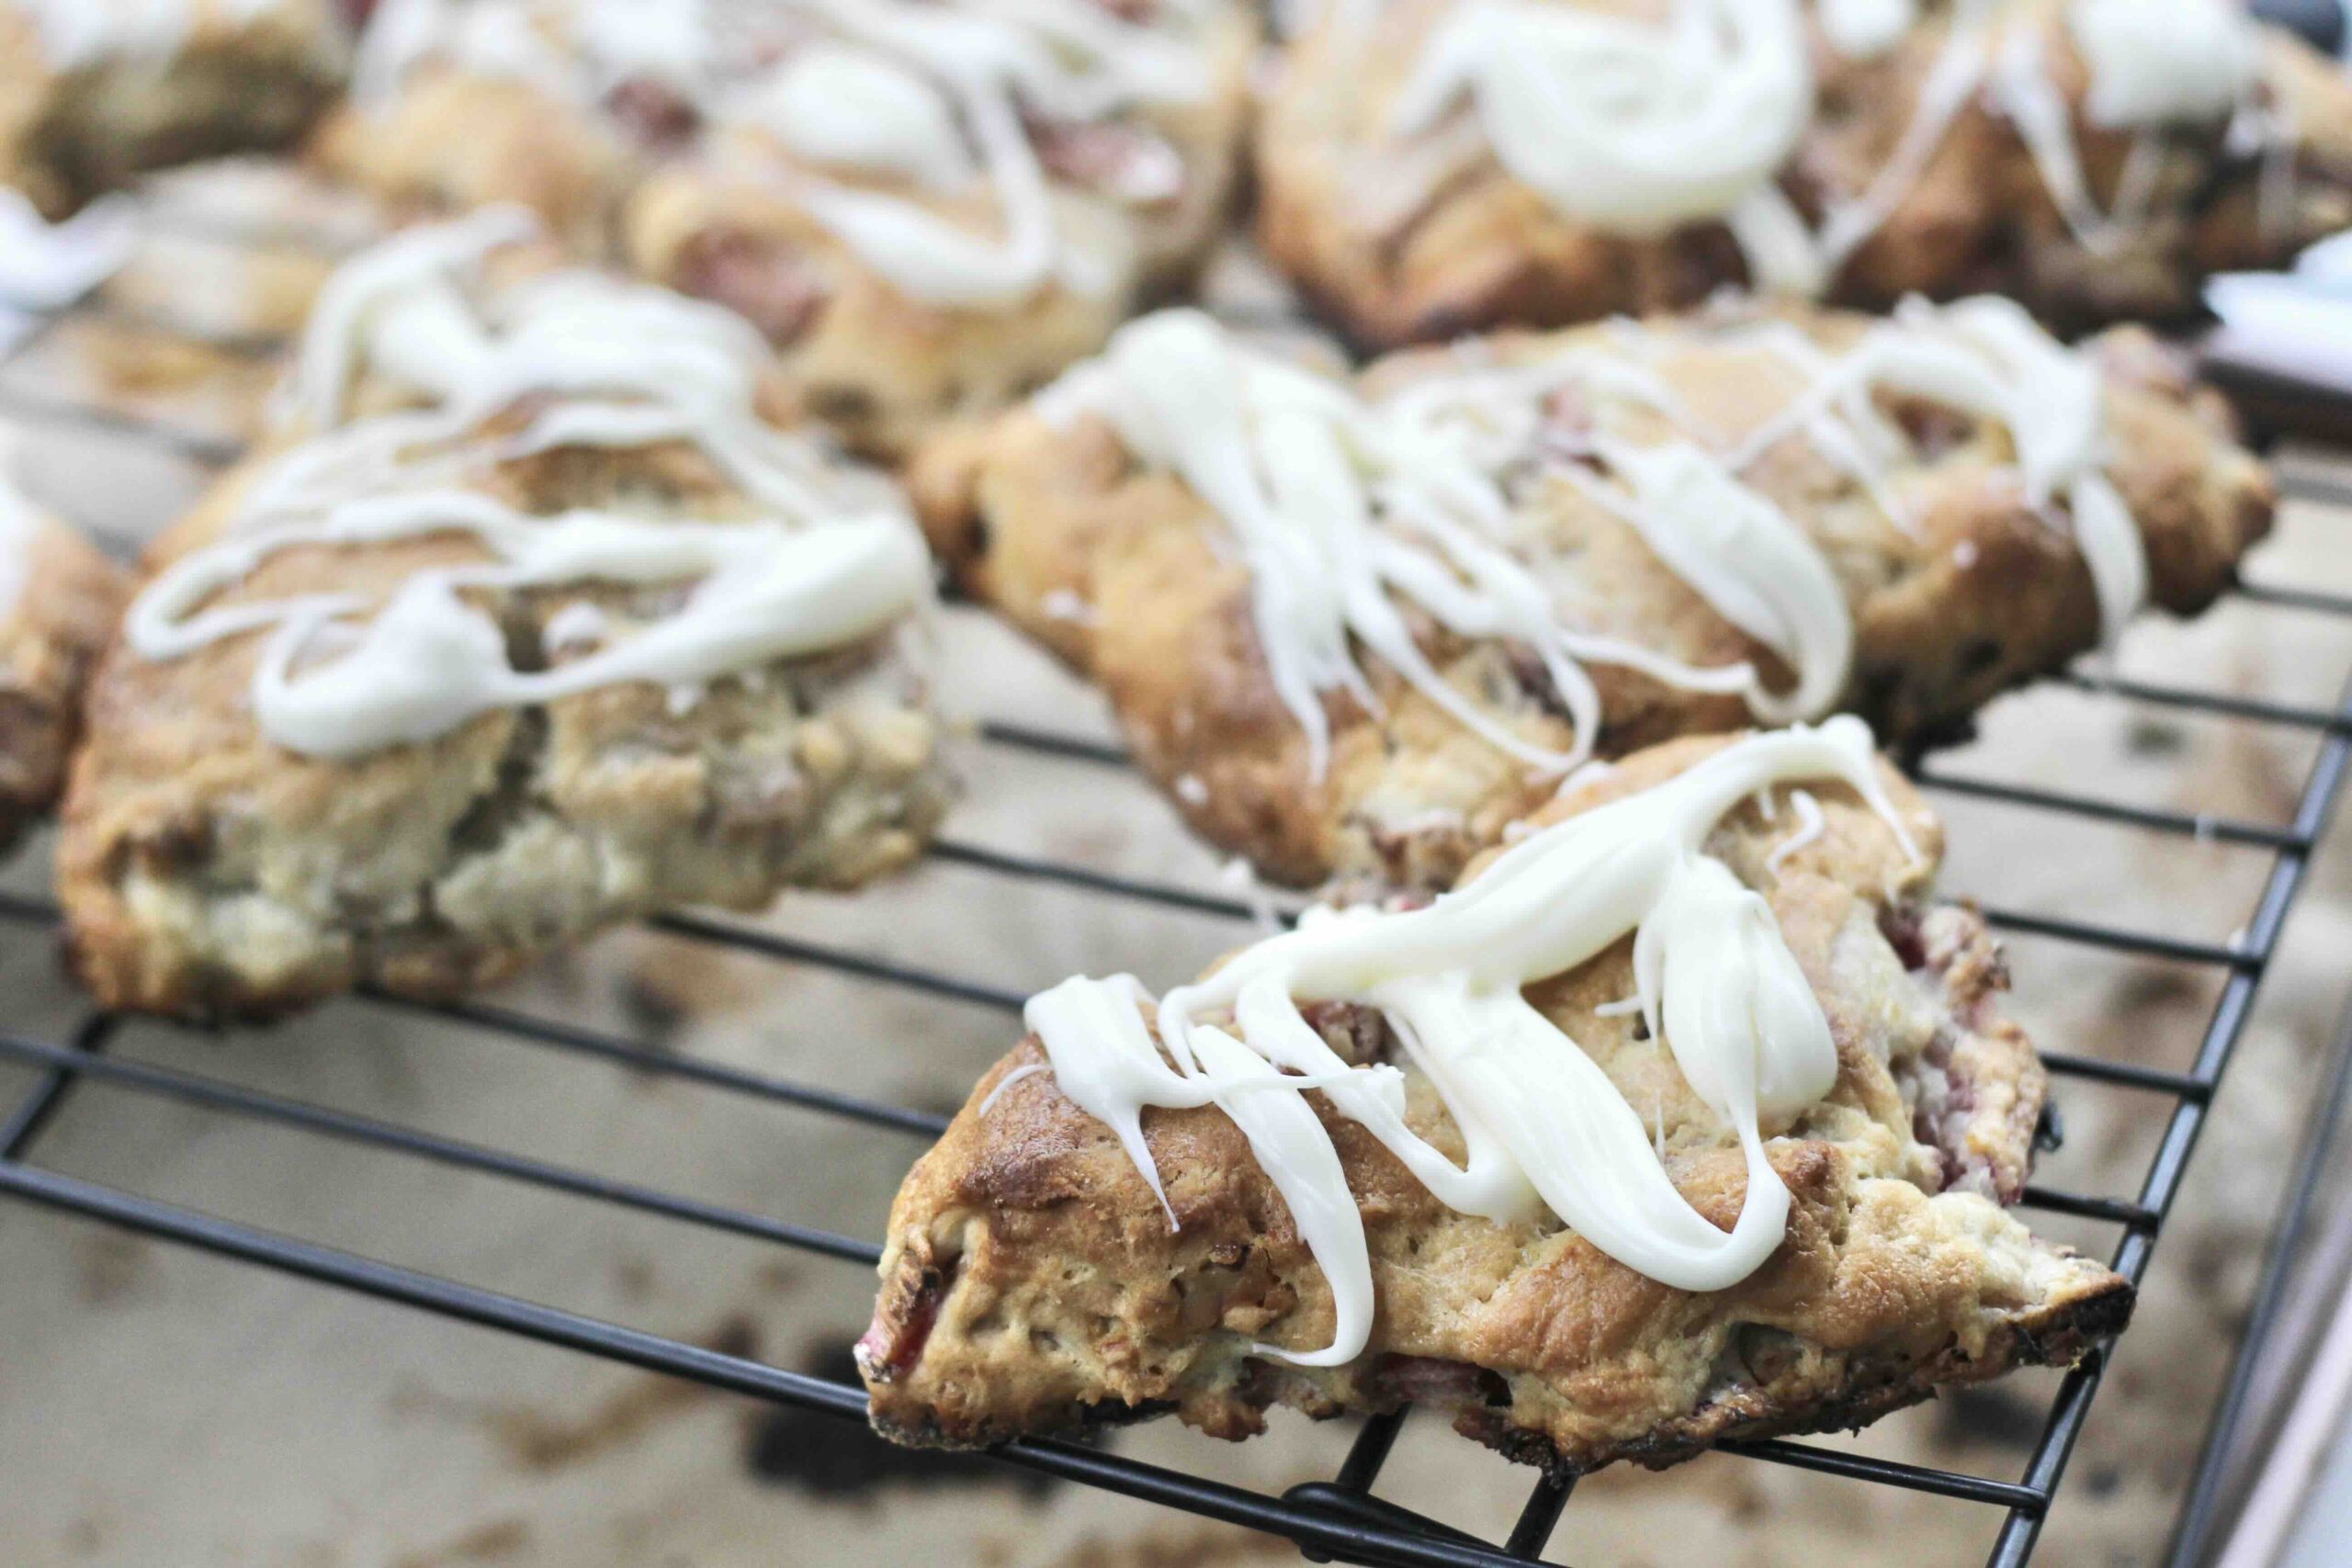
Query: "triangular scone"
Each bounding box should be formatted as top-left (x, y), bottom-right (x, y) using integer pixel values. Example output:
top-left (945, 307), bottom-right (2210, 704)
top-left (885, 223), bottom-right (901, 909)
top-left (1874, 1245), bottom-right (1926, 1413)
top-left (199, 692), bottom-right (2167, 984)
top-left (1255, 0), bottom-right (2352, 349)
top-left (58, 217), bottom-right (949, 1019)
top-left (914, 303), bottom-right (2271, 891)
top-left (861, 726), bottom-right (2131, 1471)
top-left (0, 0), bottom-right (348, 220)
top-left (0, 468), bottom-right (128, 849)
top-left (623, 0), bottom-right (1259, 458)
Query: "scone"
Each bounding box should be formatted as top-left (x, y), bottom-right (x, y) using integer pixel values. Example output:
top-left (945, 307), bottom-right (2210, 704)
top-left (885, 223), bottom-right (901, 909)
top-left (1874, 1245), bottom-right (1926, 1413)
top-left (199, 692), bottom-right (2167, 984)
top-left (1256, 0), bottom-right (2352, 349)
top-left (0, 0), bottom-right (349, 219)
top-left (624, 0), bottom-right (1261, 455)
top-left (0, 447), bottom-right (129, 848)
top-left (914, 301), bottom-right (2272, 890)
top-left (861, 720), bottom-right (2132, 1472)
top-left (58, 213), bottom-right (952, 1019)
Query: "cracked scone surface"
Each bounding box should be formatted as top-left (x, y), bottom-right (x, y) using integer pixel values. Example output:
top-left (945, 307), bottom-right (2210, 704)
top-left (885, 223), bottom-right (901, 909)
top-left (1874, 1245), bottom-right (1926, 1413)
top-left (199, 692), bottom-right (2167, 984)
top-left (58, 434), bottom-right (950, 1019)
top-left (0, 514), bottom-right (129, 848)
top-left (1255, 0), bottom-right (2352, 350)
top-left (859, 738), bottom-right (2132, 1472)
top-left (625, 0), bottom-right (1260, 457)
top-left (0, 0), bottom-right (348, 219)
top-left (914, 307), bottom-right (2273, 891)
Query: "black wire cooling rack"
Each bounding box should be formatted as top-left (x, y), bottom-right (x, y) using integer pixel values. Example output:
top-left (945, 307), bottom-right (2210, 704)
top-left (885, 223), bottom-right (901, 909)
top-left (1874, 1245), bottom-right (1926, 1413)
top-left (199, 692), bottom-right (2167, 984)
top-left (4, 195), bottom-right (2352, 1568)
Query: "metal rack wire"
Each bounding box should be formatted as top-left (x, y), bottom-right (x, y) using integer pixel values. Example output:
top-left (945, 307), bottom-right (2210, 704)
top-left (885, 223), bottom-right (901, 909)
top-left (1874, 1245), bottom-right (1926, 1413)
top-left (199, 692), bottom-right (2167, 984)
top-left (4, 199), bottom-right (2351, 1568)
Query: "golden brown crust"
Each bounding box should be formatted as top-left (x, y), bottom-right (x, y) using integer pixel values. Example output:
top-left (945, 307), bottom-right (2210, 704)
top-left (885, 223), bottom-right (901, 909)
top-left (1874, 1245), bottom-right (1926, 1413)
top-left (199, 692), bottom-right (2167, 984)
top-left (622, 3), bottom-right (1261, 457)
top-left (859, 739), bottom-right (2132, 1472)
top-left (0, 514), bottom-right (130, 849)
top-left (57, 413), bottom-right (950, 1021)
top-left (1255, 0), bottom-right (2352, 351)
top-left (914, 307), bottom-right (2274, 890)
top-left (0, 0), bottom-right (348, 220)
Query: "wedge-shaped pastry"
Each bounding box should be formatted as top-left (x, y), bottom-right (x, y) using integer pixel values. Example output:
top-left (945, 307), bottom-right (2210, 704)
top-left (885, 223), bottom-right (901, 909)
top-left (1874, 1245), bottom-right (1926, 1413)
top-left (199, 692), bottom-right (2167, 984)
top-left (0, 440), bottom-right (128, 848)
top-left (916, 302), bottom-right (2271, 889)
top-left (59, 213), bottom-right (950, 1018)
top-left (0, 0), bottom-right (348, 220)
top-left (1256, 0), bottom-right (2352, 349)
top-left (861, 719), bottom-right (2132, 1472)
top-left (624, 0), bottom-right (1260, 455)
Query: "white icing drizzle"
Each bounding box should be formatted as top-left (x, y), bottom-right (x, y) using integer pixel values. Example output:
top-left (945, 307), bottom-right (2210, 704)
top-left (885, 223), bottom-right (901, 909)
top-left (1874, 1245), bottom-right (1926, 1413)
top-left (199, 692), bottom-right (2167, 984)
top-left (1765, 786), bottom-right (1825, 872)
top-left (1038, 310), bottom-right (1852, 780)
top-left (1027, 717), bottom-right (1919, 1363)
top-left (266, 208), bottom-right (877, 528)
top-left (123, 215), bottom-right (934, 759)
top-left (1373, 0), bottom-right (2275, 297)
top-left (0, 190), bottom-right (139, 310)
top-left (1388, 0), bottom-right (1812, 234)
top-left (1816, 0), bottom-right (1914, 61)
top-left (125, 491), bottom-right (930, 758)
top-left (2067, 0), bottom-right (2257, 131)
top-left (1726, 296), bottom-right (2146, 642)
top-left (21, 0), bottom-right (276, 71)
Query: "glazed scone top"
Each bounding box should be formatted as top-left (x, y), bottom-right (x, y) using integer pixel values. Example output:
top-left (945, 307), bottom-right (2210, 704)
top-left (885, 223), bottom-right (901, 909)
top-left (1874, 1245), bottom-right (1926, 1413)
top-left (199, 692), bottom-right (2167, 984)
top-left (1035, 300), bottom-right (2143, 780)
top-left (357, 0), bottom-right (1229, 307)
top-left (1323, 0), bottom-right (2284, 298)
top-left (1024, 717), bottom-right (1924, 1365)
top-left (119, 211), bottom-right (933, 760)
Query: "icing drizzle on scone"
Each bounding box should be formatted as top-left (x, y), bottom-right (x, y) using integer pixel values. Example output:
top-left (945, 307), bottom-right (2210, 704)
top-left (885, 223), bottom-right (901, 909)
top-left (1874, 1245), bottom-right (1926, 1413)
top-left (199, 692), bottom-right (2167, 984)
top-left (1386, 0), bottom-right (1813, 238)
top-left (354, 0), bottom-right (1222, 307)
top-left (1036, 304), bottom-right (2143, 780)
top-left (121, 214), bottom-right (933, 759)
top-left (1023, 716), bottom-right (1922, 1363)
top-left (1367, 0), bottom-right (2281, 297)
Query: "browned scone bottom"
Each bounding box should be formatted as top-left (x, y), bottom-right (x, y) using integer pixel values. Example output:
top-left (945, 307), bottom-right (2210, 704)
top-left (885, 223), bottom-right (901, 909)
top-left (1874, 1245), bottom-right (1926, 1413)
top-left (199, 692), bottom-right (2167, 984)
top-left (0, 518), bottom-right (130, 849)
top-left (913, 308), bottom-right (2273, 892)
top-left (1255, 0), bottom-right (2352, 350)
top-left (58, 435), bottom-right (950, 1021)
top-left (859, 739), bottom-right (2132, 1472)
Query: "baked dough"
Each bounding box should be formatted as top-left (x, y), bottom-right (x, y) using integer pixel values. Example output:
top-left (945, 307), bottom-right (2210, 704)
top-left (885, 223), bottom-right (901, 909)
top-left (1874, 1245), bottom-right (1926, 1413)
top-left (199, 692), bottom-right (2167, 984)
top-left (57, 219), bottom-right (952, 1018)
top-left (914, 301), bottom-right (2272, 890)
top-left (623, 0), bottom-right (1260, 457)
top-left (0, 471), bottom-right (128, 849)
top-left (1256, 0), bottom-right (2352, 350)
top-left (0, 0), bottom-right (348, 219)
top-left (860, 731), bottom-right (2132, 1473)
